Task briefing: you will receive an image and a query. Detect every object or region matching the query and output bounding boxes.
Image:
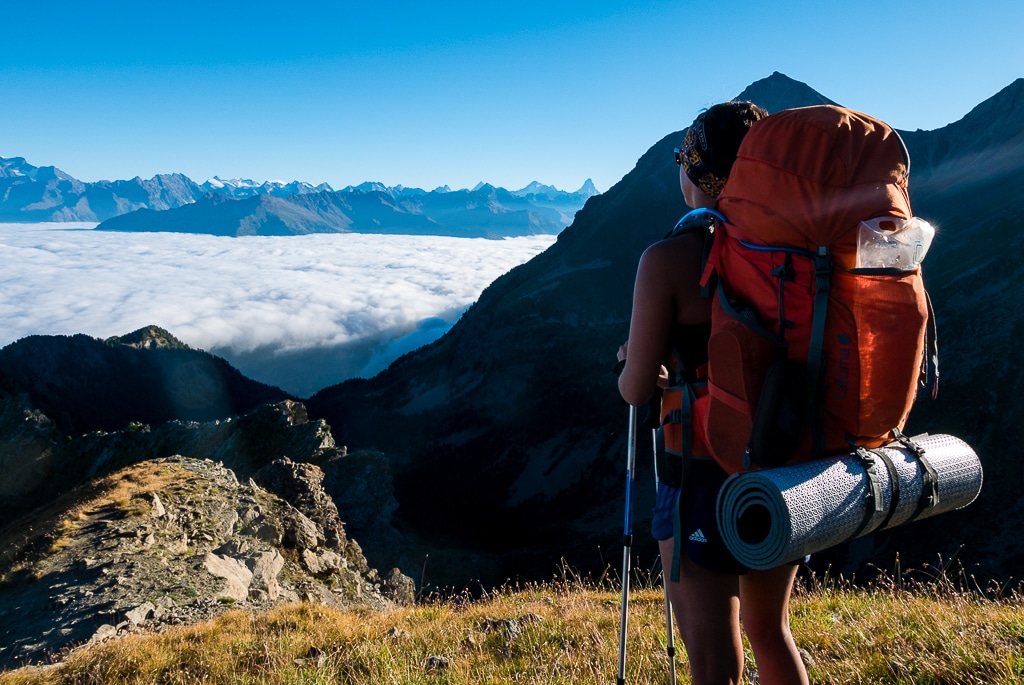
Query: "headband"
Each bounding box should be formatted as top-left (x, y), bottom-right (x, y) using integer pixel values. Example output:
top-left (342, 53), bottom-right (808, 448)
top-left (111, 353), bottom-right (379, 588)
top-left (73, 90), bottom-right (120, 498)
top-left (679, 112), bottom-right (729, 198)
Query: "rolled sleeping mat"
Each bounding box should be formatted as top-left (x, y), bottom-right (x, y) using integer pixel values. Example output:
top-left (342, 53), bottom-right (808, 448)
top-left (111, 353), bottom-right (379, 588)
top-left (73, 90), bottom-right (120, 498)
top-left (716, 433), bottom-right (982, 570)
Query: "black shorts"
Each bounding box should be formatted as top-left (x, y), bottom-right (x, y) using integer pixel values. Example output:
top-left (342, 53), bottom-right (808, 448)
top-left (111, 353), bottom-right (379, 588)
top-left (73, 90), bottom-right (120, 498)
top-left (652, 458), bottom-right (805, 575)
top-left (652, 457), bottom-right (749, 575)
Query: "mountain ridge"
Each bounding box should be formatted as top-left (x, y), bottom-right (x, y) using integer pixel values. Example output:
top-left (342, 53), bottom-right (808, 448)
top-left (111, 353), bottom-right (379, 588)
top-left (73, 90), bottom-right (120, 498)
top-left (91, 183), bottom-right (592, 237)
top-left (0, 154), bottom-right (598, 229)
top-left (0, 331), bottom-right (292, 437)
top-left (734, 71), bottom-right (841, 113)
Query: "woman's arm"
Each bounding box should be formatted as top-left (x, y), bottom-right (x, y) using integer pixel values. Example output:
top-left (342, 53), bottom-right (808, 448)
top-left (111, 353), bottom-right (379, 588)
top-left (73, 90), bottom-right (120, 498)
top-left (617, 244), bottom-right (674, 406)
top-left (617, 231), bottom-right (710, 406)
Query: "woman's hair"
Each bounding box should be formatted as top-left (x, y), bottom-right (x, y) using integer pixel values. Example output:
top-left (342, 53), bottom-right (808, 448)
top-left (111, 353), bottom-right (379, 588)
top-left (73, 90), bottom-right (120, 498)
top-left (679, 100), bottom-right (768, 197)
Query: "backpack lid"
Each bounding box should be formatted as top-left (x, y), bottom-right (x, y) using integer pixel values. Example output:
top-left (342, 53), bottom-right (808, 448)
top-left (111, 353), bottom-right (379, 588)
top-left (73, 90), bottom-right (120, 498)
top-left (717, 105), bottom-right (912, 264)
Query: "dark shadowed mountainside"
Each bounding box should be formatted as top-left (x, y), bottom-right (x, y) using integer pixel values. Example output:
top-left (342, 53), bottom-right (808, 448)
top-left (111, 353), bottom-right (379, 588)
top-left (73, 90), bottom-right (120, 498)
top-left (0, 326), bottom-right (291, 436)
top-left (305, 72), bottom-right (1024, 586)
top-left (894, 77), bottom-right (1024, 577)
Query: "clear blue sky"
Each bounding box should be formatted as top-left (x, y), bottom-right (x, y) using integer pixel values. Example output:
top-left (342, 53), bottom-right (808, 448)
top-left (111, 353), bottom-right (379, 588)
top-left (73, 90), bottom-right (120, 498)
top-left (2, 0), bottom-right (1021, 193)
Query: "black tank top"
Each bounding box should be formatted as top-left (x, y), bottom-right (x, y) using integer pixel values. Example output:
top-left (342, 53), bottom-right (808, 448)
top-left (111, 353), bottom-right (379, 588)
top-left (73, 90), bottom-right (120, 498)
top-left (668, 321), bottom-right (711, 383)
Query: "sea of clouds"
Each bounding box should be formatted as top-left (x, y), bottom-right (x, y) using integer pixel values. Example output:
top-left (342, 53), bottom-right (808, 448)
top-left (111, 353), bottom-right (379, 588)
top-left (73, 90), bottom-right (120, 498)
top-left (0, 223), bottom-right (556, 396)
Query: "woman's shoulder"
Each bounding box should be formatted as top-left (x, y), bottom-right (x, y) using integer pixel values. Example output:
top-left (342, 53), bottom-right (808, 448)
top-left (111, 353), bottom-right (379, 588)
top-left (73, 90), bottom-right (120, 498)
top-left (641, 228), bottom-right (706, 267)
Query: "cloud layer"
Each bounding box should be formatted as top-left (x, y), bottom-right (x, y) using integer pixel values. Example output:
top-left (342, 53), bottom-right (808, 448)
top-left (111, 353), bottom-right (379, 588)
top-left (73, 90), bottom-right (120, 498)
top-left (0, 223), bottom-right (555, 396)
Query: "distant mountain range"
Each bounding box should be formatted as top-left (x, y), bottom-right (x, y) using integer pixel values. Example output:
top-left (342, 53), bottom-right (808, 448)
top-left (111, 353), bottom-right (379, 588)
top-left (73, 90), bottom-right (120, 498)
top-left (93, 182), bottom-right (597, 238)
top-left (0, 157), bottom-right (599, 237)
top-left (3, 71), bottom-right (1023, 589)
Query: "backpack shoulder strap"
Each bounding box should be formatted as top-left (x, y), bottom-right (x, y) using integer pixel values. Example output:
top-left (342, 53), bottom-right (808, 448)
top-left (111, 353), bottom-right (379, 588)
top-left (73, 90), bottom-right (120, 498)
top-left (808, 246), bottom-right (833, 458)
top-left (667, 208), bottom-right (725, 298)
top-left (664, 207), bottom-right (723, 239)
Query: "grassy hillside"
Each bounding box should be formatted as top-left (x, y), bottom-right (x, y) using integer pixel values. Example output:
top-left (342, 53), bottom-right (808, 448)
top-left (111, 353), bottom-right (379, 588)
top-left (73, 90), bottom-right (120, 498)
top-left (2, 568), bottom-right (1021, 684)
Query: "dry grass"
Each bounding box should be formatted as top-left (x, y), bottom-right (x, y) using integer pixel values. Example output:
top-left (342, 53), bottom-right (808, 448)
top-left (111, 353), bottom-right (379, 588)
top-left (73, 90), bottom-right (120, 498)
top-left (1, 461), bottom-right (188, 586)
top-left (1, 564), bottom-right (1022, 685)
top-left (792, 563), bottom-right (1024, 684)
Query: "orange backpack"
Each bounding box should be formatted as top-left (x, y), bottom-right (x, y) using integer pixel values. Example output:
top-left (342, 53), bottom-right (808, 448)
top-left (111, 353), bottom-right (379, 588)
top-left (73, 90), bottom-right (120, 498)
top-left (667, 105), bottom-right (937, 474)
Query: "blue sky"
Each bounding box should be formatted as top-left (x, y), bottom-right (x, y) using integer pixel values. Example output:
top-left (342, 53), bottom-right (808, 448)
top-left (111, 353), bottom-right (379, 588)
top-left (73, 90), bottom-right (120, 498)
top-left (2, 0), bottom-right (1021, 193)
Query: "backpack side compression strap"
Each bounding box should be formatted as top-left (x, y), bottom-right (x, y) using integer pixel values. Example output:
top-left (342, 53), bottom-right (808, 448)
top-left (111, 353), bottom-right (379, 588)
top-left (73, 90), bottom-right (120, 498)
top-left (668, 382), bottom-right (697, 584)
top-left (892, 429), bottom-right (941, 518)
top-left (852, 447), bottom-right (885, 538)
top-left (808, 246), bottom-right (832, 458)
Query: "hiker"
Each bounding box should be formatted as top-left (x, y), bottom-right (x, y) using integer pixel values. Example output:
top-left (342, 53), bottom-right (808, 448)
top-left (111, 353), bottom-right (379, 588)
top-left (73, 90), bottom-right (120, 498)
top-left (616, 101), bottom-right (810, 685)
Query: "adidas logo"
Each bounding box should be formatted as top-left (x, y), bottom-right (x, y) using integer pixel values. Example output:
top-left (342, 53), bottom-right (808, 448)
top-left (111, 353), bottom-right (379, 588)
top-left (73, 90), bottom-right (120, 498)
top-left (688, 529), bottom-right (708, 543)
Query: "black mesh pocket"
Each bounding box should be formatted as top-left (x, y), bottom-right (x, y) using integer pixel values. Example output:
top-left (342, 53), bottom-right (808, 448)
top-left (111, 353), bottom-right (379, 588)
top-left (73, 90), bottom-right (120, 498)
top-left (747, 358), bottom-right (810, 468)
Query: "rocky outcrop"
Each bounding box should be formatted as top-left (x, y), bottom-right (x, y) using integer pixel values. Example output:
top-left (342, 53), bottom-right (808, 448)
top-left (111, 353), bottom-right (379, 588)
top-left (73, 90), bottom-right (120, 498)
top-left (254, 457), bottom-right (347, 550)
top-left (322, 449), bottom-right (414, 578)
top-left (0, 391), bottom-right (60, 501)
top-left (0, 455), bottom-right (415, 670)
top-left (0, 387), bottom-right (415, 670)
top-left (0, 392), bottom-right (331, 521)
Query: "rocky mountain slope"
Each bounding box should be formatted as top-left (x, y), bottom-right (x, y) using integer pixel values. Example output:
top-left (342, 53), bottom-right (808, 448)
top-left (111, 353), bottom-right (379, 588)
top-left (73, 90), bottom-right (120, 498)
top-left (0, 324), bottom-right (406, 569)
top-left (0, 159), bottom-right (202, 222)
top-left (894, 78), bottom-right (1024, 577)
top-left (0, 389), bottom-right (415, 670)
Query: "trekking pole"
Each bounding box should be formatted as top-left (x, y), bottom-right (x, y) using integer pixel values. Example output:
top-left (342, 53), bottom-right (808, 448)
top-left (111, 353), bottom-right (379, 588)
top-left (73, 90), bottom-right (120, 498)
top-left (616, 404), bottom-right (638, 685)
top-left (652, 431), bottom-right (678, 685)
top-left (645, 392), bottom-right (677, 685)
top-left (661, 562), bottom-right (678, 685)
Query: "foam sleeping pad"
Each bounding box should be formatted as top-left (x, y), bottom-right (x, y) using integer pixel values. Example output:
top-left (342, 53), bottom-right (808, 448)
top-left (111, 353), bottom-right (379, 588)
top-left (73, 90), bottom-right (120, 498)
top-left (716, 434), bottom-right (982, 569)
